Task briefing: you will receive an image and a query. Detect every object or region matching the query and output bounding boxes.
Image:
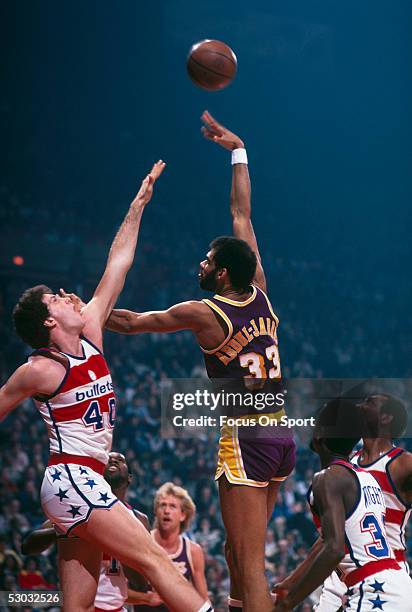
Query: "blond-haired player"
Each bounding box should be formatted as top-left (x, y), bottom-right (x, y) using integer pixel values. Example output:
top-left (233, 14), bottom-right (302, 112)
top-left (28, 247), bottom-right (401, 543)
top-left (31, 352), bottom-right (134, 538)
top-left (133, 482), bottom-right (209, 611)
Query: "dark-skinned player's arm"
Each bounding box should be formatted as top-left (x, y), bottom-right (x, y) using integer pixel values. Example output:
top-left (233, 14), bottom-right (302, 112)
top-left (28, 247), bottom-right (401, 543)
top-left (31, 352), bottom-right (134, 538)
top-left (274, 470), bottom-right (347, 611)
top-left (76, 160), bottom-right (166, 350)
top-left (390, 451), bottom-right (412, 505)
top-left (273, 536), bottom-right (324, 595)
top-left (201, 110), bottom-right (267, 292)
top-left (105, 301), bottom-right (206, 334)
top-left (21, 520), bottom-right (56, 555)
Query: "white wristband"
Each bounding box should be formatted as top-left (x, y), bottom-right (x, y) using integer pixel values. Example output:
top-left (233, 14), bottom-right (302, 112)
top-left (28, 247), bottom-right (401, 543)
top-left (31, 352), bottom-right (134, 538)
top-left (231, 148), bottom-right (248, 165)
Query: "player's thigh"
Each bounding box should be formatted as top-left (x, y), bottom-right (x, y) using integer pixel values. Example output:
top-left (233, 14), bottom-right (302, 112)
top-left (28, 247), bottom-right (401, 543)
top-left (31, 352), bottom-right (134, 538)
top-left (218, 475), bottom-right (268, 560)
top-left (266, 480), bottom-right (282, 522)
top-left (73, 502), bottom-right (165, 573)
top-left (58, 536), bottom-right (101, 612)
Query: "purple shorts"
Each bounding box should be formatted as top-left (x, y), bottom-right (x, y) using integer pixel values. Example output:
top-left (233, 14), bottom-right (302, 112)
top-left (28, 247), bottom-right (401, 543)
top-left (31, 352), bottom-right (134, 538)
top-left (215, 419), bottom-right (296, 487)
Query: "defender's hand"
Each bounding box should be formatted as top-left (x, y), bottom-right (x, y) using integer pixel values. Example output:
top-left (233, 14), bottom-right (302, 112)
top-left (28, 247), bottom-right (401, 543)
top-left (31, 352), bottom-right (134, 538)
top-left (59, 289), bottom-right (86, 313)
top-left (201, 110), bottom-right (244, 151)
top-left (135, 160), bottom-right (166, 207)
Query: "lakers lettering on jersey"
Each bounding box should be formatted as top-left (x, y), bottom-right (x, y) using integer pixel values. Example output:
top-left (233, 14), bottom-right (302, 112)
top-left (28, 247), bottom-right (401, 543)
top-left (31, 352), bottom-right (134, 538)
top-left (31, 337), bottom-right (116, 464)
top-left (201, 285), bottom-right (280, 381)
top-left (201, 285), bottom-right (296, 487)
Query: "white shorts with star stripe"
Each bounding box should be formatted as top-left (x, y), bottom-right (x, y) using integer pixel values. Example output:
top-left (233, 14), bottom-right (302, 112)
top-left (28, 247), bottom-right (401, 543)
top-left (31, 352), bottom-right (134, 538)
top-left (41, 463), bottom-right (118, 536)
top-left (346, 568), bottom-right (412, 611)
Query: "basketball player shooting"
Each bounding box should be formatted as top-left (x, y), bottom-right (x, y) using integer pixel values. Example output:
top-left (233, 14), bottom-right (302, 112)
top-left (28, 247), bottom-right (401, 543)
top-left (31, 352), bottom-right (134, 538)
top-left (105, 112), bottom-right (296, 612)
top-left (0, 161), bottom-right (212, 612)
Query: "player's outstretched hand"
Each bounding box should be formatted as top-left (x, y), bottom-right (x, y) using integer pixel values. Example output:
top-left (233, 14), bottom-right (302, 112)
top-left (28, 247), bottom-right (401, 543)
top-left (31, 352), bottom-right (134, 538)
top-left (201, 110), bottom-right (244, 151)
top-left (59, 289), bottom-right (86, 313)
top-left (146, 591), bottom-right (164, 607)
top-left (135, 160), bottom-right (166, 207)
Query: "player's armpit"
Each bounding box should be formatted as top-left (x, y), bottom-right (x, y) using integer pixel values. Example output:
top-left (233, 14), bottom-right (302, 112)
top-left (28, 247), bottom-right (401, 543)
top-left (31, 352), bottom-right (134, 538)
top-left (106, 301), bottom-right (206, 335)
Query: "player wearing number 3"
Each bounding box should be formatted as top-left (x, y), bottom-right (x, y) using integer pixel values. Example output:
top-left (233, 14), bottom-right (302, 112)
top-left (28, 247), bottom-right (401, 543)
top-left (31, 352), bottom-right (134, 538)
top-left (273, 399), bottom-right (412, 611)
top-left (0, 162), bottom-right (212, 612)
top-left (106, 112), bottom-right (296, 612)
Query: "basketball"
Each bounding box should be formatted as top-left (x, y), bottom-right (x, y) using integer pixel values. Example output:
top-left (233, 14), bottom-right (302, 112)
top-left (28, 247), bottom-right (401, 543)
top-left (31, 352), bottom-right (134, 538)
top-left (187, 39), bottom-right (237, 91)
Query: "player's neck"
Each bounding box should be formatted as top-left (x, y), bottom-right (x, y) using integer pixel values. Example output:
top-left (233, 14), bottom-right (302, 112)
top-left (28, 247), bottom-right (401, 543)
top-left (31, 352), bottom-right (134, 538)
top-left (112, 486), bottom-right (127, 502)
top-left (155, 527), bottom-right (180, 551)
top-left (217, 285), bottom-right (252, 300)
top-left (360, 438), bottom-right (393, 463)
top-left (49, 330), bottom-right (83, 357)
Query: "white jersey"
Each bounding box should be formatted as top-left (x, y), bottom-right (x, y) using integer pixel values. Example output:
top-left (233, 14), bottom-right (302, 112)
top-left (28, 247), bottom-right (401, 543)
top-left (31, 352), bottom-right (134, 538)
top-left (352, 447), bottom-right (412, 564)
top-left (308, 460), bottom-right (397, 583)
top-left (31, 337), bottom-right (116, 464)
top-left (94, 503), bottom-right (136, 610)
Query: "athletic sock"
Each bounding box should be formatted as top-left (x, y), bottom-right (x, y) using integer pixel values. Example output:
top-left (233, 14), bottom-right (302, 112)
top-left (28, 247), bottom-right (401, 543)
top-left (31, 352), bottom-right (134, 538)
top-left (228, 596), bottom-right (243, 611)
top-left (197, 602), bottom-right (214, 612)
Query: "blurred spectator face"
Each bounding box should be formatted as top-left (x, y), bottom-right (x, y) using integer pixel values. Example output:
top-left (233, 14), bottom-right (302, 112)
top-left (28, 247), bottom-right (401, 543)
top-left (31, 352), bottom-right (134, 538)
top-left (278, 539), bottom-right (288, 553)
top-left (156, 494), bottom-right (186, 534)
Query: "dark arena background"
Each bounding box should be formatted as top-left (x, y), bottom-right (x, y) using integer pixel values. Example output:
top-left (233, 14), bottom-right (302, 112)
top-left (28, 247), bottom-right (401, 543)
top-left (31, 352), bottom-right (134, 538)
top-left (1, 2), bottom-right (412, 611)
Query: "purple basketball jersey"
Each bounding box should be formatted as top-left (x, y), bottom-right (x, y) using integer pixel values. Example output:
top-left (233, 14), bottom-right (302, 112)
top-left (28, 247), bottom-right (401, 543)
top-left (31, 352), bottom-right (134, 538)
top-left (202, 285), bottom-right (280, 380)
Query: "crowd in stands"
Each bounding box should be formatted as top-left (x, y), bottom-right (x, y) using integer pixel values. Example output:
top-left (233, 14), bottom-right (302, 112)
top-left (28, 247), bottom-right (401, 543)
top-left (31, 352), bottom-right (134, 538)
top-left (1, 191), bottom-right (411, 611)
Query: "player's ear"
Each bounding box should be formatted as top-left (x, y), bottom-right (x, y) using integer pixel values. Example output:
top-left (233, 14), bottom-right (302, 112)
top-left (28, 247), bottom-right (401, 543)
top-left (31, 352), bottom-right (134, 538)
top-left (380, 412), bottom-right (393, 428)
top-left (217, 267), bottom-right (228, 280)
top-left (43, 317), bottom-right (56, 329)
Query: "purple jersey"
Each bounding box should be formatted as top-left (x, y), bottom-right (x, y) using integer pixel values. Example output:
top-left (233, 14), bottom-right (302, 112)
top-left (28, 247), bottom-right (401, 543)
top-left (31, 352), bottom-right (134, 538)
top-left (201, 285), bottom-right (280, 380)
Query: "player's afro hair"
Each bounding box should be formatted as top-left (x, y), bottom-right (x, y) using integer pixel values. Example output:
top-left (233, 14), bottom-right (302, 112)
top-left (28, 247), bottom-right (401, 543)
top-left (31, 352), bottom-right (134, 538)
top-left (210, 236), bottom-right (257, 290)
top-left (314, 397), bottom-right (363, 456)
top-left (379, 394), bottom-right (408, 438)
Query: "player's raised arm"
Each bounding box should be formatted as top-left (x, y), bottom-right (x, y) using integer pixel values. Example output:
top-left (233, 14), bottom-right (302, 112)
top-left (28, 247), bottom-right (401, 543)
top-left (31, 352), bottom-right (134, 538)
top-left (201, 110), bottom-right (266, 292)
top-left (82, 160), bottom-right (166, 342)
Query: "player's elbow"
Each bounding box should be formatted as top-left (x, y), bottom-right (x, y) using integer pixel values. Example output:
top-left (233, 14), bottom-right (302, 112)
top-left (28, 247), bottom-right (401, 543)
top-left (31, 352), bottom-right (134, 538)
top-left (323, 541), bottom-right (345, 565)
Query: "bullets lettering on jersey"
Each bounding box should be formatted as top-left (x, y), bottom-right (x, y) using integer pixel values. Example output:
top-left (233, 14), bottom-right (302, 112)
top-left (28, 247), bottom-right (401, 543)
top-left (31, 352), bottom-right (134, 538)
top-left (75, 381), bottom-right (114, 402)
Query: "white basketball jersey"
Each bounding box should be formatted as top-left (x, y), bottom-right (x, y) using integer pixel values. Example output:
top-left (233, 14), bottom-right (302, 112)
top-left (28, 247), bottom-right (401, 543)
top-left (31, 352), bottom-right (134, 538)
top-left (309, 460), bottom-right (395, 580)
top-left (31, 337), bottom-right (116, 464)
top-left (352, 447), bottom-right (412, 555)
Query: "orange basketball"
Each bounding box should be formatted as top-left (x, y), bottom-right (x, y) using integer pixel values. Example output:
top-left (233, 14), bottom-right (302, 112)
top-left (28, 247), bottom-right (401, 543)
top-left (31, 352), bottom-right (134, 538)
top-left (187, 39), bottom-right (237, 91)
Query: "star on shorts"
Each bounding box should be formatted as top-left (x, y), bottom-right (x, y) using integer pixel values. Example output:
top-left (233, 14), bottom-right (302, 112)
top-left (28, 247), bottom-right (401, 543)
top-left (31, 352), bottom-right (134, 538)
top-left (67, 505), bottom-right (82, 518)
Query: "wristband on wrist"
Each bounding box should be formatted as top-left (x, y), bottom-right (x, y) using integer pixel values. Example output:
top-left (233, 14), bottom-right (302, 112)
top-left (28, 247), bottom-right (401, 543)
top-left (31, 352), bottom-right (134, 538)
top-left (231, 148), bottom-right (248, 165)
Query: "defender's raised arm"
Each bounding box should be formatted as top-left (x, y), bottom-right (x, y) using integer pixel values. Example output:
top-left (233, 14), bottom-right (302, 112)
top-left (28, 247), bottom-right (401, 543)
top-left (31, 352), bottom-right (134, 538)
top-left (82, 160), bottom-right (165, 343)
top-left (201, 111), bottom-right (266, 291)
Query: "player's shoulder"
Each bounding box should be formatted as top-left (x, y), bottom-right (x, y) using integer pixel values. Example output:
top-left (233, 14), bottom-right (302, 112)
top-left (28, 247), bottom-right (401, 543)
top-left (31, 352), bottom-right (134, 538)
top-left (132, 508), bottom-right (150, 531)
top-left (391, 448), bottom-right (412, 470)
top-left (173, 300), bottom-right (214, 321)
top-left (313, 464), bottom-right (355, 492)
top-left (187, 538), bottom-right (205, 564)
top-left (9, 356), bottom-right (64, 397)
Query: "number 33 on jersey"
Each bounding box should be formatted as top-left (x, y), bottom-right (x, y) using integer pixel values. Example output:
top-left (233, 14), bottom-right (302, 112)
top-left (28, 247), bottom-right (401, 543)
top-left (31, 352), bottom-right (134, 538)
top-left (201, 285), bottom-right (281, 381)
